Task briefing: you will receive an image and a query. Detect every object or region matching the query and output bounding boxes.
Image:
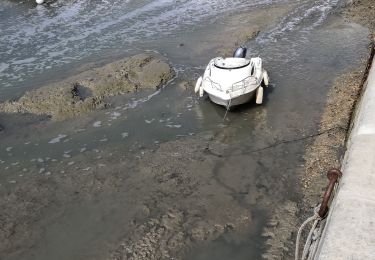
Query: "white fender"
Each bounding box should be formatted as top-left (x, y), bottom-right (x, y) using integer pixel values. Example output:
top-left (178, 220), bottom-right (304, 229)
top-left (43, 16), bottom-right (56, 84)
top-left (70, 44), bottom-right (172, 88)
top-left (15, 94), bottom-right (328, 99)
top-left (36, 0), bottom-right (44, 4)
top-left (194, 77), bottom-right (203, 94)
top-left (256, 86), bottom-right (264, 104)
top-left (199, 85), bottom-right (204, 97)
top-left (251, 58), bottom-right (263, 80)
top-left (263, 70), bottom-right (269, 86)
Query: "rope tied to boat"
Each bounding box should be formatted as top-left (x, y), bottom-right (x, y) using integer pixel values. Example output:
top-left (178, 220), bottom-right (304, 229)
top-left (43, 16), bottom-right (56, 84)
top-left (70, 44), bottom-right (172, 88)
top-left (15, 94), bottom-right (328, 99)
top-left (223, 92), bottom-right (232, 121)
top-left (295, 169), bottom-right (342, 260)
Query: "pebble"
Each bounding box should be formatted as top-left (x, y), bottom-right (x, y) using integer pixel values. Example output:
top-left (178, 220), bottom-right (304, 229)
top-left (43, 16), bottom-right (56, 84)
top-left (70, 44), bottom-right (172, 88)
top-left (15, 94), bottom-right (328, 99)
top-left (93, 121), bottom-right (102, 127)
top-left (110, 112), bottom-right (121, 120)
top-left (48, 134), bottom-right (67, 144)
top-left (166, 124), bottom-right (182, 128)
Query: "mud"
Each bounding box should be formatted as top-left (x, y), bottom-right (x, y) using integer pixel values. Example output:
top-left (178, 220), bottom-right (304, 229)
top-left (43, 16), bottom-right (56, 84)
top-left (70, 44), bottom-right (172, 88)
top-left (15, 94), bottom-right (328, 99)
top-left (260, 201), bottom-right (298, 259)
top-left (302, 67), bottom-right (367, 206)
top-left (301, 1), bottom-right (375, 208)
top-left (0, 134), bottom-right (255, 260)
top-left (0, 6), bottom-right (293, 258)
top-left (194, 4), bottom-right (295, 57)
top-left (260, 63), bottom-right (373, 259)
top-left (259, 2), bottom-right (375, 256)
top-left (342, 0), bottom-right (375, 34)
top-left (0, 54), bottom-right (174, 120)
top-left (0, 1), bottom-right (374, 260)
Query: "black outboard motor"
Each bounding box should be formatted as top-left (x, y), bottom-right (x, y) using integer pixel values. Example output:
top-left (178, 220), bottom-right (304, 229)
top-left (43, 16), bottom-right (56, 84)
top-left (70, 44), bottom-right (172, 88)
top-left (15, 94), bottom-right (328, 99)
top-left (233, 46), bottom-right (247, 58)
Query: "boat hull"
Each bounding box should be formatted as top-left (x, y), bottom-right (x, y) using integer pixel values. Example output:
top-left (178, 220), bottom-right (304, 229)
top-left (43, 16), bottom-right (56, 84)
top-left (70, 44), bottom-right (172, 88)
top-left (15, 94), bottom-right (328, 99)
top-left (208, 91), bottom-right (256, 108)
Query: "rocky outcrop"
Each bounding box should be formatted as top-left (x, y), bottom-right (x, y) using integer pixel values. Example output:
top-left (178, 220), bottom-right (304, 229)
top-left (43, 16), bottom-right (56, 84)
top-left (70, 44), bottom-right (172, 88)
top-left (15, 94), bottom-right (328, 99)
top-left (0, 54), bottom-right (174, 120)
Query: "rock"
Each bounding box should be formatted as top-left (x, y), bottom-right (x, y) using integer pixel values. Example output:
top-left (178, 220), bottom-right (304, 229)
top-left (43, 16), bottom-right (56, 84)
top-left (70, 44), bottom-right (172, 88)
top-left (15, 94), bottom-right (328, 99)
top-left (0, 54), bottom-right (175, 120)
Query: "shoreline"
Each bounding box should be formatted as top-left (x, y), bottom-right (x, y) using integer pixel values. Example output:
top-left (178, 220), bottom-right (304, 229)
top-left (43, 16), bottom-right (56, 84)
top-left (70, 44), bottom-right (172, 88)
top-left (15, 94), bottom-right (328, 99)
top-left (0, 1), bottom-right (374, 260)
top-left (301, 0), bottom-right (375, 215)
top-left (296, 0), bottom-right (375, 258)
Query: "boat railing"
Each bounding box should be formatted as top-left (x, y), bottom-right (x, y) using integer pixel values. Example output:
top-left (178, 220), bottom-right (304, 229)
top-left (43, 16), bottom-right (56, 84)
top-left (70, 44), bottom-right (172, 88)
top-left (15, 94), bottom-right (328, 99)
top-left (231, 76), bottom-right (257, 92)
top-left (204, 77), bottom-right (223, 92)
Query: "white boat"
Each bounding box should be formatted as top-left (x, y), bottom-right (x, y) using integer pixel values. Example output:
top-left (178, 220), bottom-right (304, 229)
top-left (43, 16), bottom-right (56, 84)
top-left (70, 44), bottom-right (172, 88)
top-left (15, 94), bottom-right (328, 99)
top-left (195, 47), bottom-right (269, 108)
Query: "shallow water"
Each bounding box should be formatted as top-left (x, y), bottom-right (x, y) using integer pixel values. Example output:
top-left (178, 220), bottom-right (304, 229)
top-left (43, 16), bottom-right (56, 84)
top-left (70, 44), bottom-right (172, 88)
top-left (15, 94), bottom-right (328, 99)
top-left (0, 0), bottom-right (371, 259)
top-left (0, 0), bottom-right (290, 100)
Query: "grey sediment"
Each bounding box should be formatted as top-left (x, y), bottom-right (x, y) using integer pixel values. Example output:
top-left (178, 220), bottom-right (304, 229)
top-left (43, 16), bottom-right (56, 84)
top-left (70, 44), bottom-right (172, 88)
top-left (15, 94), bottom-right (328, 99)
top-left (293, 1), bottom-right (375, 258)
top-left (1, 1), bottom-right (373, 260)
top-left (0, 4), bottom-right (296, 260)
top-left (260, 0), bottom-right (375, 257)
top-left (0, 54), bottom-right (175, 120)
top-left (315, 38), bottom-right (375, 260)
top-left (302, 0), bottom-right (375, 208)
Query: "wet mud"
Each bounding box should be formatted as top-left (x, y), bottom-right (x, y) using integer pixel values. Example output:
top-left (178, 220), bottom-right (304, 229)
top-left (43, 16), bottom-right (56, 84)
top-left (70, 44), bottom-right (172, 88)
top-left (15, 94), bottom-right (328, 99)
top-left (0, 54), bottom-right (174, 120)
top-left (0, 1), bottom-right (374, 260)
top-left (194, 4), bottom-right (295, 58)
top-left (342, 0), bottom-right (375, 34)
top-left (302, 0), bottom-right (375, 212)
top-left (0, 116), bottom-right (302, 260)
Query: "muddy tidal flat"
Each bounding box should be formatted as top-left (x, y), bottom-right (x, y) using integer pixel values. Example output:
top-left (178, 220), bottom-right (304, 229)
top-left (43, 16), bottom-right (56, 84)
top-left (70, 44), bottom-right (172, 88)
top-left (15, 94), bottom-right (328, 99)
top-left (0, 0), bottom-right (374, 260)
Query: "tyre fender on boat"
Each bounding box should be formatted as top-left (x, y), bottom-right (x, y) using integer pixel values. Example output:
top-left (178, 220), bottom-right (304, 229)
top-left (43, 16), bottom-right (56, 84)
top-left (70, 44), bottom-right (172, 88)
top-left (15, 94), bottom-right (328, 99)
top-left (256, 86), bottom-right (264, 104)
top-left (195, 76), bottom-right (202, 94)
top-left (262, 70), bottom-right (269, 87)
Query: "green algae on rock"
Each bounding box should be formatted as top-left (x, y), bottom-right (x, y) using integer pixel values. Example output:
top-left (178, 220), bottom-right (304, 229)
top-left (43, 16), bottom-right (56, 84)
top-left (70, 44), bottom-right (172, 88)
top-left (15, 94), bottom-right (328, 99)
top-left (0, 54), bottom-right (175, 120)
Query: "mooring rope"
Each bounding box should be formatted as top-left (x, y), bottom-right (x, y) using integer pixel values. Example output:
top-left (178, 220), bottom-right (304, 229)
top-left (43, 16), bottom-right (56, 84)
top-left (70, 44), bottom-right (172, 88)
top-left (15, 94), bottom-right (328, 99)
top-left (223, 93), bottom-right (232, 121)
top-left (295, 169), bottom-right (342, 260)
top-left (295, 205), bottom-right (323, 260)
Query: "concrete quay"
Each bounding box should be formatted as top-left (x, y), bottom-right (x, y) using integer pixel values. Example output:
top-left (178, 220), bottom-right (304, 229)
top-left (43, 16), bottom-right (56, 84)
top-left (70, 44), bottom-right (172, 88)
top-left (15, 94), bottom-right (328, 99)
top-left (316, 45), bottom-right (375, 259)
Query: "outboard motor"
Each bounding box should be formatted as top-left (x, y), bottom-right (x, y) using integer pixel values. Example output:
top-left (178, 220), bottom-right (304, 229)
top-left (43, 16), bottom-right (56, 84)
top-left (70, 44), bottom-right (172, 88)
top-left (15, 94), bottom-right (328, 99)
top-left (233, 46), bottom-right (247, 58)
